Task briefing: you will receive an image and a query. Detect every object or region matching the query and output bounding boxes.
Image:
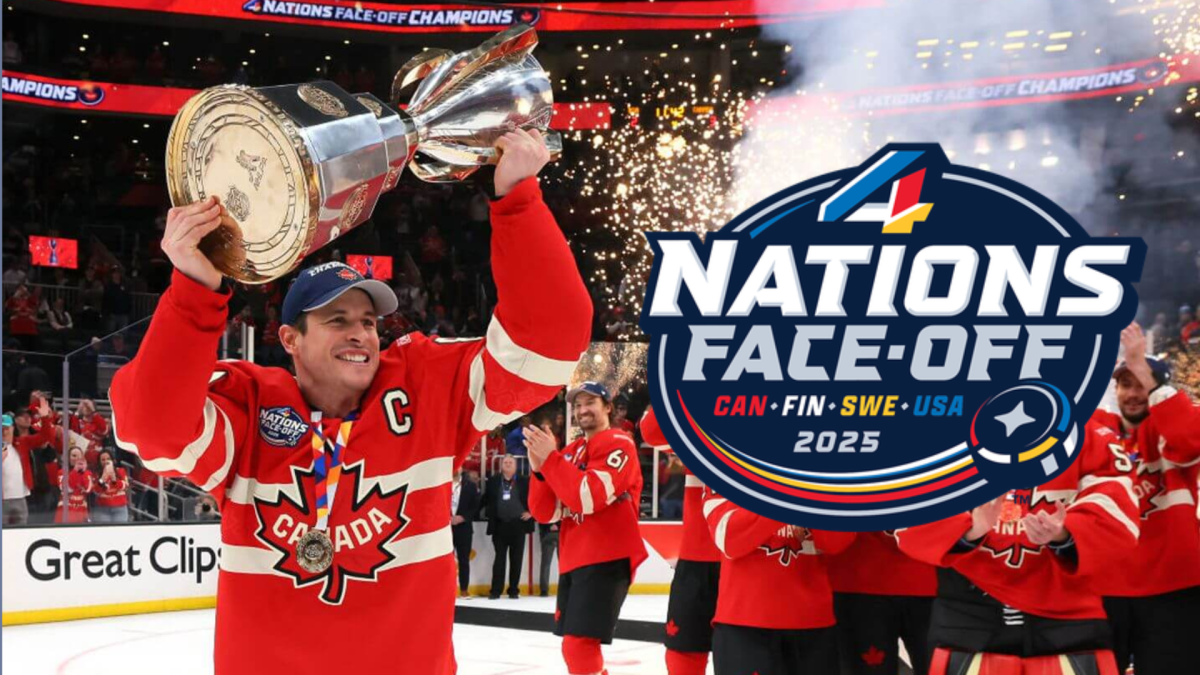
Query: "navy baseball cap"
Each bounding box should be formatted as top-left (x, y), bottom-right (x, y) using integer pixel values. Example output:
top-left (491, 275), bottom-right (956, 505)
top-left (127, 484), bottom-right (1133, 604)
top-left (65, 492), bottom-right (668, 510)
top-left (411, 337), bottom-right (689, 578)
top-left (1113, 355), bottom-right (1172, 386)
top-left (568, 381), bottom-right (611, 404)
top-left (282, 262), bottom-right (398, 326)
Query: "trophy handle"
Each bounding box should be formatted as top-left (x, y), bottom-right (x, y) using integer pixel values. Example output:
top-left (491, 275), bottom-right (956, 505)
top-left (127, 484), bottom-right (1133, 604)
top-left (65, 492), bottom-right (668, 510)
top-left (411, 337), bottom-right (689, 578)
top-left (410, 25), bottom-right (540, 112)
top-left (409, 154), bottom-right (482, 183)
top-left (419, 128), bottom-right (562, 167)
top-left (391, 49), bottom-right (455, 106)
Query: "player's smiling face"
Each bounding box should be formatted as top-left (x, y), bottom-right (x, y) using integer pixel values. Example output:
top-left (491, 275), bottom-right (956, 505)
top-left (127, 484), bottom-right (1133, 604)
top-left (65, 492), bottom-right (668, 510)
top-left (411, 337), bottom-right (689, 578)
top-left (285, 290), bottom-right (380, 397)
top-left (573, 393), bottom-right (611, 433)
top-left (1115, 372), bottom-right (1150, 423)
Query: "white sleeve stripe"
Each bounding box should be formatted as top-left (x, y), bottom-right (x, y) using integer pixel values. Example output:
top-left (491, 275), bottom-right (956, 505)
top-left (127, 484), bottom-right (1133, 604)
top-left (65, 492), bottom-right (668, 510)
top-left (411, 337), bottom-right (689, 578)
top-left (595, 470), bottom-right (617, 505)
top-left (467, 352), bottom-right (526, 432)
top-left (685, 475), bottom-right (705, 488)
top-left (199, 406), bottom-right (236, 492)
top-left (702, 497), bottom-right (727, 518)
top-left (125, 398), bottom-right (224, 476)
top-left (1149, 385), bottom-right (1178, 407)
top-left (486, 317), bottom-right (582, 387)
top-left (1070, 493), bottom-right (1140, 541)
top-left (1077, 475), bottom-right (1137, 508)
top-left (714, 510), bottom-right (734, 557)
top-left (579, 477), bottom-right (595, 514)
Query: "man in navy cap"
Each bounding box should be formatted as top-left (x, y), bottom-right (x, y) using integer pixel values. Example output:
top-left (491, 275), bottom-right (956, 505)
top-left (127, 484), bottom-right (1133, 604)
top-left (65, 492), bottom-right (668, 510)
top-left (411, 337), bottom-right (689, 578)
top-left (110, 129), bottom-right (593, 675)
top-left (525, 381), bottom-right (647, 675)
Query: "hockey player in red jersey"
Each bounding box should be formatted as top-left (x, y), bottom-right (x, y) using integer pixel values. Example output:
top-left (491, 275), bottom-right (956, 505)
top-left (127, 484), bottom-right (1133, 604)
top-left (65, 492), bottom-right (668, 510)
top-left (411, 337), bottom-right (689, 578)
top-left (895, 420), bottom-right (1139, 675)
top-left (110, 130), bottom-right (592, 675)
top-left (703, 489), bottom-right (855, 675)
top-left (639, 405), bottom-right (722, 675)
top-left (1092, 322), bottom-right (1200, 675)
top-left (827, 530), bottom-right (937, 675)
top-left (525, 381), bottom-right (648, 675)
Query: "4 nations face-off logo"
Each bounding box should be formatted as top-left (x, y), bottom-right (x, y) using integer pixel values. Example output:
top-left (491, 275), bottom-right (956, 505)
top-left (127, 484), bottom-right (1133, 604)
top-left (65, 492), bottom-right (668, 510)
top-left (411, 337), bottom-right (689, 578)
top-left (640, 143), bottom-right (1146, 530)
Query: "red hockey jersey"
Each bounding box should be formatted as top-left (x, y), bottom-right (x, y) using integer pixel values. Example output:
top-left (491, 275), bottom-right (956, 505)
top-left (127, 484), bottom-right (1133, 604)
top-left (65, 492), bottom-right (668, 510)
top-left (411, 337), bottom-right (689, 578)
top-left (529, 428), bottom-right (648, 577)
top-left (827, 530), bottom-right (937, 597)
top-left (56, 468), bottom-right (93, 523)
top-left (638, 406), bottom-right (721, 563)
top-left (703, 489), bottom-right (855, 630)
top-left (1090, 386), bottom-right (1200, 596)
top-left (94, 467), bottom-right (129, 508)
top-left (895, 422), bottom-right (1139, 621)
top-left (110, 178), bottom-right (591, 675)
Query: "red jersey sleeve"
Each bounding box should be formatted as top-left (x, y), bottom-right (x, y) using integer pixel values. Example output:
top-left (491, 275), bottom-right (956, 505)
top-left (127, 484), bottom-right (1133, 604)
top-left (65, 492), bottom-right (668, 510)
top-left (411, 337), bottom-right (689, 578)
top-left (397, 177), bottom-right (591, 467)
top-left (703, 490), bottom-right (785, 559)
top-left (538, 432), bottom-right (640, 518)
top-left (1146, 387), bottom-right (1200, 467)
top-left (110, 270), bottom-right (253, 503)
top-left (1067, 424), bottom-right (1141, 579)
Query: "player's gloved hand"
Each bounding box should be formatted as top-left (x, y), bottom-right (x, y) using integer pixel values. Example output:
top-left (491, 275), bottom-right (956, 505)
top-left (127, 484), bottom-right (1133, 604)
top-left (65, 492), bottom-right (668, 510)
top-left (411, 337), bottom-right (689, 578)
top-left (1120, 322), bottom-right (1158, 391)
top-left (523, 424), bottom-right (557, 472)
top-left (493, 128), bottom-right (551, 198)
top-left (163, 196), bottom-right (225, 291)
top-left (965, 494), bottom-right (1007, 542)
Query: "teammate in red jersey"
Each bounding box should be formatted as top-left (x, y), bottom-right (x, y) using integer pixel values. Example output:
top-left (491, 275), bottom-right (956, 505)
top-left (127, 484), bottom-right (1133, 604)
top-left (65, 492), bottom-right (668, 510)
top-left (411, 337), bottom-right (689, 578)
top-left (702, 489), bottom-right (854, 675)
top-left (827, 530), bottom-right (937, 675)
top-left (895, 421), bottom-right (1139, 675)
top-left (110, 130), bottom-right (593, 675)
top-left (639, 405), bottom-right (722, 675)
top-left (1092, 323), bottom-right (1200, 675)
top-left (525, 381), bottom-right (648, 675)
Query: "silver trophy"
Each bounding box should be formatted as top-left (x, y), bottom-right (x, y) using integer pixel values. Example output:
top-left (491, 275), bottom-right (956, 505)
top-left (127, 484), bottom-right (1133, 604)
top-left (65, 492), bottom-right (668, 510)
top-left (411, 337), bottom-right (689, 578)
top-left (165, 24), bottom-right (561, 284)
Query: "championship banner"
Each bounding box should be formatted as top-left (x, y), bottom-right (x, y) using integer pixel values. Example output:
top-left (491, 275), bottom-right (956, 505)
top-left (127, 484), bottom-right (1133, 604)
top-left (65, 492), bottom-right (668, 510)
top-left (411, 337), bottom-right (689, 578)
top-left (1, 70), bottom-right (613, 128)
top-left (750, 57), bottom-right (1200, 120)
top-left (1, 71), bottom-right (194, 115)
top-left (2, 524), bottom-right (222, 625)
top-left (32, 0), bottom-right (885, 33)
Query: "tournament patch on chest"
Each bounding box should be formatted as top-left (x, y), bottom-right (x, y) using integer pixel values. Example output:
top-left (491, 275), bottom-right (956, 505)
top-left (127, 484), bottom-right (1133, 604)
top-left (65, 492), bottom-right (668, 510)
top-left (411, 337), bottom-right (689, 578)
top-left (259, 406), bottom-right (310, 447)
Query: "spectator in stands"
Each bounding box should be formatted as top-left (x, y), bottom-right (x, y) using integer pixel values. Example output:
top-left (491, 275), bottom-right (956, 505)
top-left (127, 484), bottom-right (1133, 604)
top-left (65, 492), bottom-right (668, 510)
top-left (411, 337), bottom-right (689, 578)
top-left (6, 284), bottom-right (40, 350)
top-left (538, 520), bottom-right (559, 597)
top-left (46, 297), bottom-right (73, 339)
top-left (1146, 312), bottom-right (1171, 355)
top-left (420, 225), bottom-right (447, 271)
top-left (12, 404), bottom-right (58, 521)
top-left (102, 333), bottom-right (134, 361)
top-left (92, 449), bottom-right (129, 522)
top-left (506, 416), bottom-right (531, 457)
top-left (3, 30), bottom-right (22, 65)
top-left (1181, 304), bottom-right (1200, 350)
top-left (13, 355), bottom-right (51, 408)
top-left (260, 305), bottom-right (284, 367)
top-left (194, 493), bottom-right (220, 521)
top-left (55, 445), bottom-right (93, 524)
top-left (71, 399), bottom-right (109, 448)
top-left (451, 467), bottom-right (481, 599)
top-left (2, 414), bottom-right (30, 525)
top-left (659, 454), bottom-right (686, 518)
top-left (612, 395), bottom-right (635, 435)
top-left (482, 455), bottom-right (533, 599)
top-left (103, 267), bottom-right (132, 333)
